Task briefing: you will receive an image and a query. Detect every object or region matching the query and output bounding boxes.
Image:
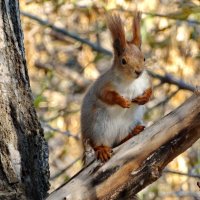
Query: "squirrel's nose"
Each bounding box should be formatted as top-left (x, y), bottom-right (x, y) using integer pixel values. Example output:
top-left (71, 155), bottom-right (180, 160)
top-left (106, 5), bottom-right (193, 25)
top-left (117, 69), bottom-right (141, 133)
top-left (135, 70), bottom-right (143, 76)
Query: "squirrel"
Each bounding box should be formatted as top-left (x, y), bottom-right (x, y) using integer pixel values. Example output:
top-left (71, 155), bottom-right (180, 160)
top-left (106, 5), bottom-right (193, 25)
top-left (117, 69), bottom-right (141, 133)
top-left (81, 11), bottom-right (152, 163)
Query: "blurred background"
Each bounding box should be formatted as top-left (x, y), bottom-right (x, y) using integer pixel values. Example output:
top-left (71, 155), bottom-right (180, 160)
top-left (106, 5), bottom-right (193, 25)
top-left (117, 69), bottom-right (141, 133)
top-left (20, 0), bottom-right (200, 199)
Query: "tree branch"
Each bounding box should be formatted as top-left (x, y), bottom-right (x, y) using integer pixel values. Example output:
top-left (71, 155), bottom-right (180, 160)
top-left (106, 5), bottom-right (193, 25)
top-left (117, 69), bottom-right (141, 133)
top-left (34, 61), bottom-right (90, 89)
top-left (142, 11), bottom-right (200, 25)
top-left (117, 9), bottom-right (200, 25)
top-left (41, 122), bottom-right (80, 140)
top-left (147, 70), bottom-right (195, 92)
top-left (50, 157), bottom-right (81, 180)
top-left (163, 169), bottom-right (200, 179)
top-left (20, 11), bottom-right (112, 56)
top-left (46, 94), bottom-right (200, 200)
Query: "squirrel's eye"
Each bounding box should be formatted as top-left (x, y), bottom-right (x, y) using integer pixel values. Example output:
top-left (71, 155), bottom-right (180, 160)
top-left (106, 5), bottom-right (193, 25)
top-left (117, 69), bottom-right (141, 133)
top-left (144, 58), bottom-right (146, 62)
top-left (121, 58), bottom-right (127, 65)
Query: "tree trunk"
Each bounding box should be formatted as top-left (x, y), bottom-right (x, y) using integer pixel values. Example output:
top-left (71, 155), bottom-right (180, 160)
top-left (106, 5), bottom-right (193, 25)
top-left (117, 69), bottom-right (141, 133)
top-left (0, 1), bottom-right (49, 199)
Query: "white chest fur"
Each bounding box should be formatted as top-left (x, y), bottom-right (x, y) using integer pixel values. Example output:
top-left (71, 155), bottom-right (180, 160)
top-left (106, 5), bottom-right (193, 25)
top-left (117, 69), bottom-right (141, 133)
top-left (102, 71), bottom-right (150, 146)
top-left (118, 70), bottom-right (151, 100)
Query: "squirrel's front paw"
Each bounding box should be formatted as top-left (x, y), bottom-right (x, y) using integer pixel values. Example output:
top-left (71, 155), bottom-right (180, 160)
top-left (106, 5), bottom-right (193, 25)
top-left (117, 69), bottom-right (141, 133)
top-left (120, 98), bottom-right (131, 108)
top-left (132, 88), bottom-right (152, 105)
top-left (94, 145), bottom-right (113, 162)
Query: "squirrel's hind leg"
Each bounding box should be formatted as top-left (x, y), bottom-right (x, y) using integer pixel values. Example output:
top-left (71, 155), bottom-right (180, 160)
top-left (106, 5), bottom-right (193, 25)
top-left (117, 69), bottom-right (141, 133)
top-left (119, 125), bottom-right (145, 145)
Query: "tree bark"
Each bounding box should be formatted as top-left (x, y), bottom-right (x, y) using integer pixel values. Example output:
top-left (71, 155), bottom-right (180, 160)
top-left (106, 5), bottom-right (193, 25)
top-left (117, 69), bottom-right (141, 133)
top-left (0, 1), bottom-right (49, 199)
top-left (46, 94), bottom-right (200, 200)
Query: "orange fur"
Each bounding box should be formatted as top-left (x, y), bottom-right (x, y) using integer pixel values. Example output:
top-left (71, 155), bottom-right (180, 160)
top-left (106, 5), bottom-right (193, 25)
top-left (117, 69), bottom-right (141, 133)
top-left (130, 11), bottom-right (142, 48)
top-left (107, 13), bottom-right (126, 56)
top-left (131, 125), bottom-right (145, 135)
top-left (99, 84), bottom-right (131, 108)
top-left (119, 125), bottom-right (145, 145)
top-left (132, 87), bottom-right (152, 105)
top-left (94, 145), bottom-right (113, 162)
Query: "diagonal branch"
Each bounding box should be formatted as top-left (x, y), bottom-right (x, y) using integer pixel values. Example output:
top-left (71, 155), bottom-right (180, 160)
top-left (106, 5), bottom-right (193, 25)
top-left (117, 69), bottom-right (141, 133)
top-left (20, 11), bottom-right (112, 56)
top-left (46, 94), bottom-right (200, 200)
top-left (50, 157), bottom-right (81, 180)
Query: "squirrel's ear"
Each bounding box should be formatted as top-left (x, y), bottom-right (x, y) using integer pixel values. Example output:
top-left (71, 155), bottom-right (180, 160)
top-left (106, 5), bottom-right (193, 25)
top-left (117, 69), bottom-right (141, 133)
top-left (107, 13), bottom-right (126, 56)
top-left (131, 11), bottom-right (142, 48)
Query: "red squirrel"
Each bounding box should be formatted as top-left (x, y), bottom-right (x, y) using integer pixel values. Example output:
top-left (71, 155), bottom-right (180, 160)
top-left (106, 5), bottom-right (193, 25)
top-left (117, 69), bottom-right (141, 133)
top-left (81, 11), bottom-right (152, 163)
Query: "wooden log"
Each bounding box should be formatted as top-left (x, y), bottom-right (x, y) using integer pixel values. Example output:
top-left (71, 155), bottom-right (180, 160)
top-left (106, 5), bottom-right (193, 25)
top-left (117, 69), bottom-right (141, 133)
top-left (47, 94), bottom-right (200, 200)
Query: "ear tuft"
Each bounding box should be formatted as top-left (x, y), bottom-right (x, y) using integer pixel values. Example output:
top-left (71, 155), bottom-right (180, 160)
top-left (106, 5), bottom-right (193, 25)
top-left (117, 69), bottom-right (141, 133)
top-left (131, 11), bottom-right (142, 48)
top-left (106, 13), bottom-right (126, 56)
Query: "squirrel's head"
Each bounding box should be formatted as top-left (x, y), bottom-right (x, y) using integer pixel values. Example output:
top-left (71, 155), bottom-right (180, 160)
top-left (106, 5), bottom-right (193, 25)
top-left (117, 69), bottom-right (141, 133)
top-left (107, 11), bottom-right (145, 79)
